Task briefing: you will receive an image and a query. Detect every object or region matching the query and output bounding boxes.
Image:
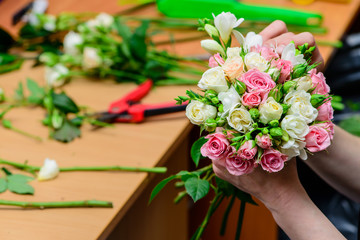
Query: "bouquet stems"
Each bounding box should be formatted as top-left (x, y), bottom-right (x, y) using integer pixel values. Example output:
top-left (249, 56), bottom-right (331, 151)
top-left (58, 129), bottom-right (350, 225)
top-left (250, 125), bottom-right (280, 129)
top-left (0, 199), bottom-right (113, 208)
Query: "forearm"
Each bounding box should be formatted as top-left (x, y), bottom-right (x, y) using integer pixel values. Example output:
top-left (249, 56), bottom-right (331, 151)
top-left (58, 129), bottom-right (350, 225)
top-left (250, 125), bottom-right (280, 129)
top-left (305, 125), bottom-right (360, 202)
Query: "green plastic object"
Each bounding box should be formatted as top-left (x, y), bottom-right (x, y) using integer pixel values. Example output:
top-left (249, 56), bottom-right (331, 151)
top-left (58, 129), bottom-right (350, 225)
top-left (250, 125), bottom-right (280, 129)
top-left (156, 0), bottom-right (323, 27)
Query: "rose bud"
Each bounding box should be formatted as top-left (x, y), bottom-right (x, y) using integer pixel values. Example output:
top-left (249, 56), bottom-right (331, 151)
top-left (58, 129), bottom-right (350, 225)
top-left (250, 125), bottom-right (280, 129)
top-left (268, 85), bottom-right (283, 102)
top-left (249, 108), bottom-right (260, 120)
top-left (269, 120), bottom-right (279, 128)
top-left (234, 80), bottom-right (246, 95)
top-left (205, 118), bottom-right (217, 132)
top-left (204, 24), bottom-right (219, 39)
top-left (283, 80), bottom-right (296, 94)
top-left (311, 94), bottom-right (328, 108)
top-left (205, 89), bottom-right (218, 99)
top-left (281, 104), bottom-right (290, 115)
top-left (270, 127), bottom-right (283, 138)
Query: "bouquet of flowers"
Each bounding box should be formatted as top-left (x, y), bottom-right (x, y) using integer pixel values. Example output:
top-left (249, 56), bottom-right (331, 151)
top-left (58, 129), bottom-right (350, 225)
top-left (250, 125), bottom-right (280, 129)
top-left (151, 12), bottom-right (334, 240)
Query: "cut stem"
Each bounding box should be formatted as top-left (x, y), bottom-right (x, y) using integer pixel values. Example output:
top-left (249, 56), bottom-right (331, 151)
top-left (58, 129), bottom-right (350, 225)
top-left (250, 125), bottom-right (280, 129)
top-left (220, 194), bottom-right (236, 236)
top-left (10, 126), bottom-right (43, 142)
top-left (0, 199), bottom-right (113, 208)
top-left (235, 200), bottom-right (246, 240)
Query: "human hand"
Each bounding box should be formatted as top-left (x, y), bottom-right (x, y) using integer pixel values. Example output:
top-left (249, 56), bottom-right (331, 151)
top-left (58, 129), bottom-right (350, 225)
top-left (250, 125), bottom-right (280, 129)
top-left (259, 20), bottom-right (325, 71)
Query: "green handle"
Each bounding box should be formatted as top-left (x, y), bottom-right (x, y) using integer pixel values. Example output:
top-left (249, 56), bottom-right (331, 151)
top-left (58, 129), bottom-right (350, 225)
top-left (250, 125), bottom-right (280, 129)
top-left (156, 0), bottom-right (322, 27)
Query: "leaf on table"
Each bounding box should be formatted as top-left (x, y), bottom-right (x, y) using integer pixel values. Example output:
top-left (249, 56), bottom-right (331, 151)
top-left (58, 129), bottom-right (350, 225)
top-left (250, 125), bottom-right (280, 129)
top-left (0, 178), bottom-right (7, 193)
top-left (339, 115), bottom-right (360, 137)
top-left (53, 120), bottom-right (81, 143)
top-left (185, 177), bottom-right (209, 203)
top-left (52, 92), bottom-right (79, 114)
top-left (191, 137), bottom-right (208, 167)
top-left (0, 59), bottom-right (24, 74)
top-left (0, 53), bottom-right (16, 65)
top-left (7, 174), bottom-right (34, 195)
top-left (14, 82), bottom-right (25, 101)
top-left (27, 78), bottom-right (46, 105)
top-left (0, 28), bottom-right (15, 52)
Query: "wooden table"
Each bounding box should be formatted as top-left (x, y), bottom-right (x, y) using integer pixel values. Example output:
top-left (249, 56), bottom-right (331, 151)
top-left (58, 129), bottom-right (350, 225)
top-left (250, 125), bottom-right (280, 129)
top-left (0, 0), bottom-right (359, 240)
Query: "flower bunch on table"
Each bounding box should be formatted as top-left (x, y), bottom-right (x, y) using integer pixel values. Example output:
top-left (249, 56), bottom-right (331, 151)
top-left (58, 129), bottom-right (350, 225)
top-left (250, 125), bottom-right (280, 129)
top-left (152, 12), bottom-right (335, 240)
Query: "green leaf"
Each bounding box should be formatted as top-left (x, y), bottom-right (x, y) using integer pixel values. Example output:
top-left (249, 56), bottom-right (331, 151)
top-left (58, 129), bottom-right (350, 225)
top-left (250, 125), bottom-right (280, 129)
top-left (7, 174), bottom-right (34, 195)
top-left (14, 82), bottom-right (24, 101)
top-left (339, 115), bottom-right (360, 137)
top-left (0, 53), bottom-right (16, 65)
top-left (185, 177), bottom-right (210, 202)
top-left (0, 178), bottom-right (7, 193)
top-left (52, 92), bottom-right (79, 114)
top-left (0, 28), bottom-right (15, 52)
top-left (2, 119), bottom-right (12, 129)
top-left (53, 120), bottom-right (81, 143)
top-left (27, 78), bottom-right (45, 105)
top-left (19, 24), bottom-right (50, 39)
top-left (191, 137), bottom-right (208, 167)
top-left (235, 189), bottom-right (257, 205)
top-left (149, 175), bottom-right (176, 204)
top-left (215, 177), bottom-right (235, 197)
top-left (0, 59), bottom-right (23, 74)
top-left (129, 21), bottom-right (149, 61)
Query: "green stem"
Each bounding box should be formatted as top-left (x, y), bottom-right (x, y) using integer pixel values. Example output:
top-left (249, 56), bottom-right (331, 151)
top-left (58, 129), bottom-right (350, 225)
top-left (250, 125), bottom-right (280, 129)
top-left (316, 40), bottom-right (343, 48)
top-left (10, 126), bottom-right (43, 142)
top-left (0, 199), bottom-right (113, 208)
top-left (174, 190), bottom-right (187, 204)
top-left (155, 78), bottom-right (198, 86)
top-left (220, 195), bottom-right (236, 236)
top-left (235, 201), bottom-right (246, 240)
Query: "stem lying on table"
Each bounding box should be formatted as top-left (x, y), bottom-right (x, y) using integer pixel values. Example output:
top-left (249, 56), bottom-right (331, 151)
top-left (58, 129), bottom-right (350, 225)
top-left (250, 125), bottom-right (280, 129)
top-left (0, 199), bottom-right (113, 208)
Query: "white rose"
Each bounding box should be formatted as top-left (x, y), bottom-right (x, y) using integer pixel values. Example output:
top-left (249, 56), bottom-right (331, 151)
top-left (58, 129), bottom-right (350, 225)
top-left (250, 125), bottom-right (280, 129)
top-left (38, 158), bottom-right (60, 181)
top-left (282, 43), bottom-right (306, 66)
top-left (226, 47), bottom-right (241, 59)
top-left (259, 97), bottom-right (283, 124)
top-left (45, 63), bottom-right (69, 87)
top-left (284, 90), bottom-right (311, 105)
top-left (218, 86), bottom-right (241, 116)
top-left (281, 115), bottom-right (309, 140)
top-left (213, 12), bottom-right (244, 43)
top-left (227, 106), bottom-right (253, 133)
top-left (288, 102), bottom-right (318, 123)
top-left (200, 40), bottom-right (225, 56)
top-left (63, 31), bottom-right (83, 56)
top-left (185, 100), bottom-right (217, 125)
top-left (244, 52), bottom-right (269, 72)
top-left (295, 75), bottom-right (313, 92)
top-left (95, 13), bottom-right (114, 28)
top-left (198, 66), bottom-right (228, 93)
top-left (232, 30), bottom-right (263, 52)
top-left (82, 47), bottom-right (102, 69)
top-left (280, 137), bottom-right (307, 160)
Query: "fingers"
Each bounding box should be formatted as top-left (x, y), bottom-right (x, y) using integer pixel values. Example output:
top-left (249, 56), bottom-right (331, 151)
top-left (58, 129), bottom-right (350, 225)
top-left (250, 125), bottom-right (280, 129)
top-left (259, 20), bottom-right (288, 42)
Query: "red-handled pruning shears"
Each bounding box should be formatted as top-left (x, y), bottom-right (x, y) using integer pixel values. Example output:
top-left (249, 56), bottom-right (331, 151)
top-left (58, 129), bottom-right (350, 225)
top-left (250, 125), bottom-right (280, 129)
top-left (95, 79), bottom-right (187, 123)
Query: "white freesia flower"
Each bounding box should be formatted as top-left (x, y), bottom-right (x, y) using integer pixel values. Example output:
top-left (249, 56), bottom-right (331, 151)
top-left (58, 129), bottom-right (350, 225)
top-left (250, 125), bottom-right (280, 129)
top-left (213, 12), bottom-right (244, 43)
top-left (281, 43), bottom-right (306, 66)
top-left (288, 101), bottom-right (318, 123)
top-left (198, 67), bottom-right (228, 93)
top-left (38, 158), bottom-right (60, 181)
top-left (218, 86), bottom-right (241, 116)
top-left (45, 63), bottom-right (69, 87)
top-left (227, 106), bottom-right (253, 133)
top-left (244, 52), bottom-right (268, 72)
top-left (226, 47), bottom-right (241, 59)
top-left (295, 75), bottom-right (313, 92)
top-left (259, 97), bottom-right (283, 124)
top-left (23, 0), bottom-right (48, 26)
top-left (233, 30), bottom-right (263, 52)
top-left (82, 47), bottom-right (102, 69)
top-left (284, 90), bottom-right (311, 105)
top-left (281, 115), bottom-right (309, 140)
top-left (200, 40), bottom-right (225, 56)
top-left (95, 13), bottom-right (114, 28)
top-left (63, 31), bottom-right (83, 56)
top-left (185, 100), bottom-right (217, 125)
top-left (280, 137), bottom-right (307, 160)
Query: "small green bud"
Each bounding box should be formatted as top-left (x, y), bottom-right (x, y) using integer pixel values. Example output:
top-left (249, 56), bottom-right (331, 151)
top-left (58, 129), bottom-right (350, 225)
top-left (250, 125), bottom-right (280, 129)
top-left (206, 118), bottom-right (216, 124)
top-left (292, 64), bottom-right (307, 79)
top-left (39, 52), bottom-right (59, 67)
top-left (283, 80), bottom-right (296, 94)
top-left (268, 86), bottom-right (283, 102)
top-left (269, 120), bottom-right (279, 128)
top-left (43, 96), bottom-right (53, 111)
top-left (270, 127), bottom-right (283, 138)
top-left (42, 116), bottom-right (51, 126)
top-left (204, 24), bottom-right (219, 38)
top-left (281, 130), bottom-right (289, 142)
top-left (218, 104), bottom-right (224, 112)
top-left (2, 119), bottom-right (12, 129)
top-left (0, 88), bottom-right (5, 102)
top-left (249, 108), bottom-right (260, 120)
top-left (51, 110), bottom-right (64, 129)
top-left (252, 122), bottom-right (258, 129)
top-left (234, 81), bottom-right (246, 95)
top-left (205, 122), bottom-right (217, 132)
top-left (216, 118), bottom-right (226, 127)
top-left (205, 89), bottom-right (217, 99)
top-left (262, 128), bottom-right (269, 135)
top-left (211, 97), bottom-right (219, 104)
top-left (281, 104), bottom-right (290, 114)
top-left (311, 94), bottom-right (328, 108)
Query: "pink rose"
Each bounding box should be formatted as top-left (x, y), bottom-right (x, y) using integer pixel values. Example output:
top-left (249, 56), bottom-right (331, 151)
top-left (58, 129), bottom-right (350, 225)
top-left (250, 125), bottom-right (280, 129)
top-left (253, 45), bottom-right (279, 62)
top-left (317, 122), bottom-right (334, 140)
top-left (305, 124), bottom-right (332, 152)
top-left (200, 133), bottom-right (230, 162)
top-left (273, 59), bottom-right (292, 83)
top-left (238, 140), bottom-right (258, 160)
top-left (316, 100), bottom-right (334, 121)
top-left (260, 148), bottom-right (288, 173)
top-left (240, 69), bottom-right (276, 92)
top-left (209, 53), bottom-right (225, 68)
top-left (309, 69), bottom-right (330, 95)
top-left (242, 91), bottom-right (262, 108)
top-left (255, 134), bottom-right (272, 149)
top-left (226, 146), bottom-right (255, 176)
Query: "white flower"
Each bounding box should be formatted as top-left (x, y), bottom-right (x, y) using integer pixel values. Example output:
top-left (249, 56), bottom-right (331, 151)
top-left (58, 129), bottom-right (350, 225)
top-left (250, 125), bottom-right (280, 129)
top-left (280, 137), bottom-right (307, 160)
top-left (244, 52), bottom-right (269, 72)
top-left (267, 67), bottom-right (280, 80)
top-left (198, 67), bottom-right (228, 93)
top-left (23, 0), bottom-right (48, 26)
top-left (281, 43), bottom-right (306, 66)
top-left (288, 101), bottom-right (318, 123)
top-left (38, 158), bottom-right (60, 181)
top-left (45, 64), bottom-right (69, 87)
top-left (43, 15), bottom-right (56, 32)
top-left (82, 47), bottom-right (102, 69)
top-left (226, 47), bottom-right (241, 59)
top-left (281, 115), bottom-right (309, 140)
top-left (233, 30), bottom-right (263, 52)
top-left (227, 106), bottom-right (253, 133)
top-left (63, 31), bottom-right (83, 56)
top-left (295, 75), bottom-right (313, 92)
top-left (284, 90), bottom-right (311, 105)
top-left (200, 40), bottom-right (225, 56)
top-left (218, 86), bottom-right (241, 116)
top-left (213, 12), bottom-right (244, 43)
top-left (95, 13), bottom-right (114, 28)
top-left (259, 97), bottom-right (283, 124)
top-left (185, 100), bottom-right (217, 125)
